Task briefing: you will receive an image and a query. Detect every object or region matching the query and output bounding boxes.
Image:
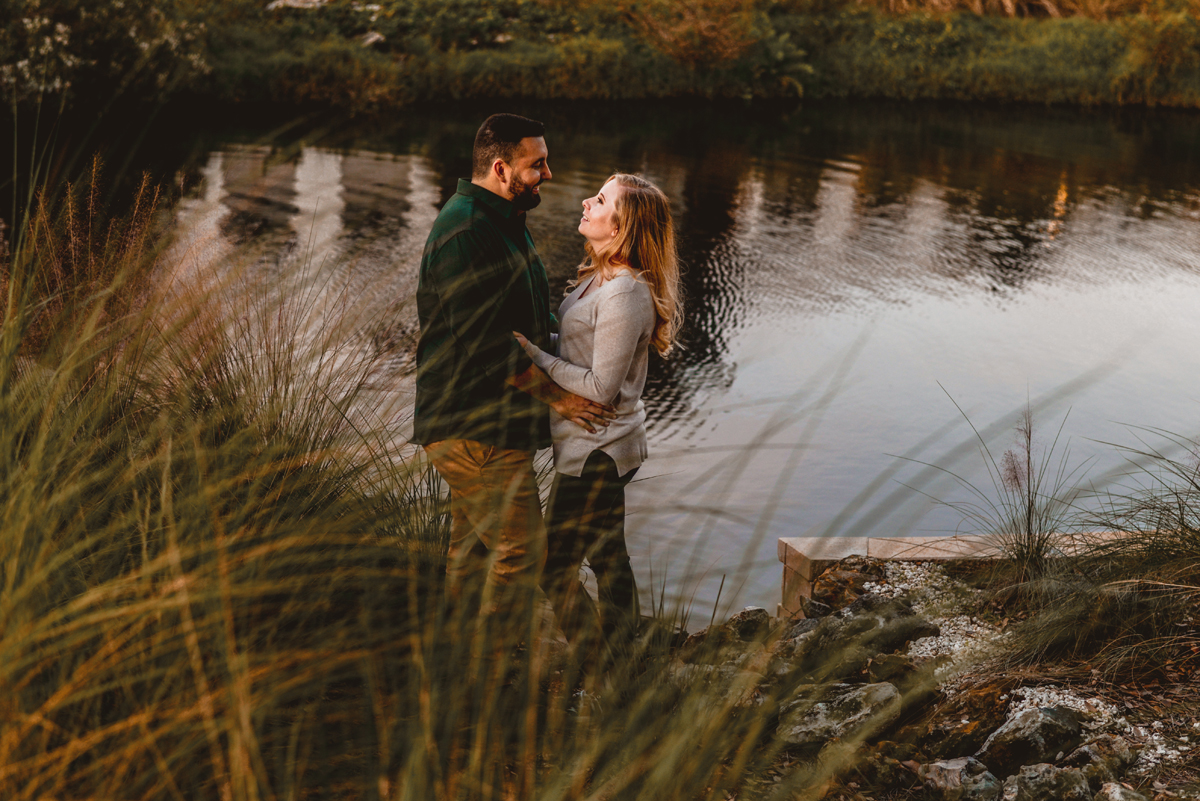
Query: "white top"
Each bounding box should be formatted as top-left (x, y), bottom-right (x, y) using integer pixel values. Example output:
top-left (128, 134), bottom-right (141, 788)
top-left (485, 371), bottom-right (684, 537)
top-left (522, 269), bottom-right (656, 477)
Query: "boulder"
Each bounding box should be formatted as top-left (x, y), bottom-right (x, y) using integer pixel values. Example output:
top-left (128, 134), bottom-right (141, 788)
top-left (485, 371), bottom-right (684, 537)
top-left (1093, 782), bottom-right (1149, 801)
top-left (783, 617), bottom-right (821, 641)
top-left (680, 607), bottom-right (777, 665)
top-left (1060, 735), bottom-right (1136, 792)
top-left (726, 606), bottom-right (772, 639)
top-left (777, 682), bottom-right (902, 749)
top-left (811, 555), bottom-right (887, 611)
top-left (917, 681), bottom-right (1011, 760)
top-left (918, 757), bottom-right (1003, 801)
top-left (999, 763), bottom-right (1090, 801)
top-left (869, 653), bottom-right (919, 684)
top-left (800, 596), bottom-right (833, 618)
top-left (976, 706), bottom-right (1084, 778)
top-left (869, 652), bottom-right (940, 714)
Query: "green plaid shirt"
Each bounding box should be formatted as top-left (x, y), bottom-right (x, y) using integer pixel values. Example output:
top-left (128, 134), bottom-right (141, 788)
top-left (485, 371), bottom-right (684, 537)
top-left (413, 180), bottom-right (553, 450)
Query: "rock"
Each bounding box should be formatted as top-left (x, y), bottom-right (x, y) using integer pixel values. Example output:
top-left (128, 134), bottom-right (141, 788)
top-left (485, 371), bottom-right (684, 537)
top-left (788, 594), bottom-right (941, 682)
top-left (869, 653), bottom-right (919, 684)
top-left (811, 555), bottom-right (886, 611)
top-left (872, 754), bottom-right (909, 784)
top-left (726, 606), bottom-right (772, 639)
top-left (1092, 782), bottom-right (1149, 801)
top-left (918, 757), bottom-right (1003, 801)
top-left (777, 682), bottom-right (902, 749)
top-left (999, 763), bottom-right (1090, 801)
top-left (976, 706), bottom-right (1084, 778)
top-left (867, 652), bottom-right (940, 714)
top-left (1060, 735), bottom-right (1136, 792)
top-left (679, 607), bottom-right (776, 666)
top-left (678, 626), bottom-right (738, 665)
top-left (800, 596), bottom-right (833, 618)
top-left (875, 739), bottom-right (923, 763)
top-left (917, 680), bottom-right (1012, 760)
top-left (785, 617), bottom-right (821, 640)
top-left (665, 662), bottom-right (765, 709)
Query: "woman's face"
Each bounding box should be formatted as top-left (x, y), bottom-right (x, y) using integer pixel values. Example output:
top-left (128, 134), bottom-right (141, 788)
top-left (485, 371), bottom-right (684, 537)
top-left (579, 178), bottom-right (622, 249)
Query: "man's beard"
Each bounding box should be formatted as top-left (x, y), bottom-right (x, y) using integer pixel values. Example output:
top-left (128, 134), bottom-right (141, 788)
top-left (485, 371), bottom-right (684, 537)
top-left (510, 174), bottom-right (542, 211)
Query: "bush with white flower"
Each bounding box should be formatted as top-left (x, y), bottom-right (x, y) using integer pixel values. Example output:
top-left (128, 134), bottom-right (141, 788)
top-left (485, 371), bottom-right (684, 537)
top-left (1, 0), bottom-right (209, 104)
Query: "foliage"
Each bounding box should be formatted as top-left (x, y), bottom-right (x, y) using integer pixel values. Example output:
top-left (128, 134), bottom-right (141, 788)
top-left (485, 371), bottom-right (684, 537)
top-left (614, 0), bottom-right (765, 66)
top-left (782, 4), bottom-right (1200, 105)
top-left (973, 428), bottom-right (1200, 677)
top-left (12, 0), bottom-right (1200, 110)
top-left (3, 0), bottom-right (811, 112)
top-left (190, 0), bottom-right (1200, 110)
top-left (1114, 3), bottom-right (1200, 104)
top-left (911, 400), bottom-right (1088, 600)
top-left (2, 158), bottom-right (163, 356)
top-left (0, 0), bottom-right (209, 104)
top-left (0, 171), bottom-right (454, 797)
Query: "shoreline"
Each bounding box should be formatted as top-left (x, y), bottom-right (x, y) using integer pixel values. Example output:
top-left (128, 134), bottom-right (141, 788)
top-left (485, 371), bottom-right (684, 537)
top-left (12, 5), bottom-right (1200, 116)
top-left (679, 553), bottom-right (1200, 799)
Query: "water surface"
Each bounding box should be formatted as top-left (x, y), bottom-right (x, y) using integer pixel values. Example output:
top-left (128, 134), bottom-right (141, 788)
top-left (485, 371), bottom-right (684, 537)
top-left (166, 101), bottom-right (1200, 615)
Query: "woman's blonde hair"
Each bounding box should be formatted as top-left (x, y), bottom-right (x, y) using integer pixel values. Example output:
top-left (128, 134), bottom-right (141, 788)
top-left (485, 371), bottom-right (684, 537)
top-left (575, 173), bottom-right (683, 356)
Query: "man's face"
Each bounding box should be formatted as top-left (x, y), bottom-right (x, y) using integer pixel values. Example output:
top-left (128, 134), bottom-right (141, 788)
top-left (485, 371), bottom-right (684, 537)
top-left (503, 137), bottom-right (551, 212)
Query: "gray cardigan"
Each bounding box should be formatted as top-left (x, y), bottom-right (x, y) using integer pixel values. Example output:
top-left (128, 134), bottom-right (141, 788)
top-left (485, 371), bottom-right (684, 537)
top-left (522, 270), bottom-right (656, 477)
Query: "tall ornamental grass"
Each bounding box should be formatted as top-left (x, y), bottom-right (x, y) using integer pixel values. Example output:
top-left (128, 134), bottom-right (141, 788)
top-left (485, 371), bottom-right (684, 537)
top-left (997, 430), bottom-right (1200, 676)
top-left (0, 172), bottom-right (954, 800)
top-left (0, 173), bottom-right (454, 798)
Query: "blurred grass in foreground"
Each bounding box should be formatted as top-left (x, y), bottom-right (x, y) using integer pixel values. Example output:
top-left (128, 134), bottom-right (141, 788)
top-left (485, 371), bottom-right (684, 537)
top-left (5, 159), bottom-right (1200, 799)
top-left (0, 167), bottom-right (930, 801)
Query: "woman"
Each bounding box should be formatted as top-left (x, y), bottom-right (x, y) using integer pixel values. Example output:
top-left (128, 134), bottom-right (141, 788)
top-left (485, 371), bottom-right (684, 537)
top-left (516, 173), bottom-right (682, 659)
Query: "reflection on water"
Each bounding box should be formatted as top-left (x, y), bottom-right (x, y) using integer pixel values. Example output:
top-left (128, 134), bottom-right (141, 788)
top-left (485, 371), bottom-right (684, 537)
top-left (166, 101), bottom-right (1200, 614)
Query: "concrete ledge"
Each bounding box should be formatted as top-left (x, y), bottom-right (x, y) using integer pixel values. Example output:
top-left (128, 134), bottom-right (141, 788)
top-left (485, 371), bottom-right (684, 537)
top-left (778, 533), bottom-right (1124, 618)
top-left (777, 535), bottom-right (1000, 618)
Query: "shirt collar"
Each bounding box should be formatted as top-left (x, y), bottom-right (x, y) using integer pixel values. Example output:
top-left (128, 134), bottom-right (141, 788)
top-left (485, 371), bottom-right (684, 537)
top-left (457, 179), bottom-right (524, 224)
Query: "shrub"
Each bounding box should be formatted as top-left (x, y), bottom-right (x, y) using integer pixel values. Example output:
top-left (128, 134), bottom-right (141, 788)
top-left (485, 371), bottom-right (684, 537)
top-left (0, 0), bottom-right (209, 104)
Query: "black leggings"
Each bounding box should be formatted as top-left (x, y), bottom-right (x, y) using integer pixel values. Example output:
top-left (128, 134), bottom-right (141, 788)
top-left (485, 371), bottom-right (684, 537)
top-left (542, 450), bottom-right (639, 649)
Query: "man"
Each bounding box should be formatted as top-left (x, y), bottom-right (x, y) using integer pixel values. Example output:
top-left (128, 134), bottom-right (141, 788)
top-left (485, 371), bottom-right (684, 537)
top-left (413, 113), bottom-right (611, 619)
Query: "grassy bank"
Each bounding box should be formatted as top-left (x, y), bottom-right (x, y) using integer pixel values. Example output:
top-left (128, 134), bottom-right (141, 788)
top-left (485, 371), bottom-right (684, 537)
top-left (785, 1), bottom-right (1200, 106)
top-left (7, 0), bottom-right (1200, 113)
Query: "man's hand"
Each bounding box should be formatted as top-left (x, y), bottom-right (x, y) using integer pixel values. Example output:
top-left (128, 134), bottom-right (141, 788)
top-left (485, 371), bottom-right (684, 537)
top-left (507, 361), bottom-right (615, 433)
top-left (547, 390), bottom-right (614, 434)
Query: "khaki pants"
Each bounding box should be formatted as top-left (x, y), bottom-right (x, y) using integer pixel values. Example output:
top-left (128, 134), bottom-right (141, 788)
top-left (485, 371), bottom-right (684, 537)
top-left (424, 439), bottom-right (546, 616)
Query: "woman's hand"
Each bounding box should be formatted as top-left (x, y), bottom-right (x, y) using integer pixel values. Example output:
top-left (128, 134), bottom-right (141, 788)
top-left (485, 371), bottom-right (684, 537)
top-left (513, 331), bottom-right (529, 347)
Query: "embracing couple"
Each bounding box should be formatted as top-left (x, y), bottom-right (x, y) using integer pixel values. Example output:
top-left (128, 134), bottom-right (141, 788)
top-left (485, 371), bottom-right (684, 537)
top-left (413, 113), bottom-right (681, 663)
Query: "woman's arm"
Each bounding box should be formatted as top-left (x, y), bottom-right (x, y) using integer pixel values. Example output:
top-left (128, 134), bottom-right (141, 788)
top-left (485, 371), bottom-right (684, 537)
top-left (517, 282), bottom-right (654, 405)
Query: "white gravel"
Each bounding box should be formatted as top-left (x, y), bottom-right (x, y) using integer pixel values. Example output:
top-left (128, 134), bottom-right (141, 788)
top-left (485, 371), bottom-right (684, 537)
top-left (864, 559), bottom-right (1197, 777)
top-left (862, 560), bottom-right (972, 615)
top-left (863, 561), bottom-right (1008, 672)
top-left (1131, 731), bottom-right (1193, 775)
top-left (1003, 686), bottom-right (1125, 731)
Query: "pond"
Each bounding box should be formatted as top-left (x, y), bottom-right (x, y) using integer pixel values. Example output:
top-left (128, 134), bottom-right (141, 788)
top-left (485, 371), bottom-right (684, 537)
top-left (164, 100), bottom-right (1200, 617)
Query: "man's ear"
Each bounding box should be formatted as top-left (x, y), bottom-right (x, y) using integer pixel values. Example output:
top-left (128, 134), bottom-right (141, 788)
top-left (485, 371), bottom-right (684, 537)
top-left (492, 159), bottom-right (507, 183)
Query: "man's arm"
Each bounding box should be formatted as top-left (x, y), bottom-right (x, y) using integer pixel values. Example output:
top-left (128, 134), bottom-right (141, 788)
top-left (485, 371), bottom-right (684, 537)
top-left (506, 363), bottom-right (615, 434)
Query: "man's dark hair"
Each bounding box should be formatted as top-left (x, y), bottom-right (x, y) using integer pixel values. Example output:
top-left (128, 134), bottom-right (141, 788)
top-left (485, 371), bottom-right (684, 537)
top-left (472, 114), bottom-right (545, 179)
